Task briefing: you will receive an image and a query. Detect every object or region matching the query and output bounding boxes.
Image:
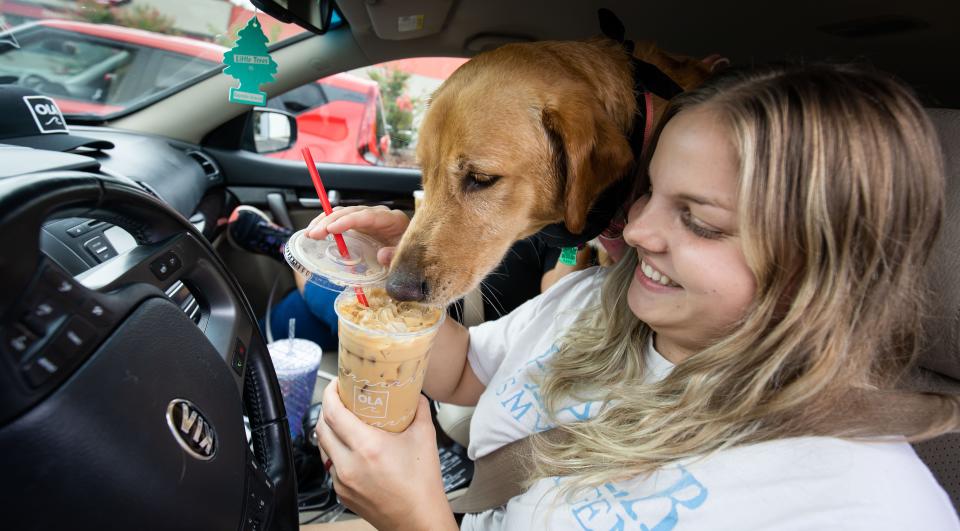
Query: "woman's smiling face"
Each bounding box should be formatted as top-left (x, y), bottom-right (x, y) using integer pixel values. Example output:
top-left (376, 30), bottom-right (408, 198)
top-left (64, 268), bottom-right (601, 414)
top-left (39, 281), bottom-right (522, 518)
top-left (623, 107), bottom-right (756, 362)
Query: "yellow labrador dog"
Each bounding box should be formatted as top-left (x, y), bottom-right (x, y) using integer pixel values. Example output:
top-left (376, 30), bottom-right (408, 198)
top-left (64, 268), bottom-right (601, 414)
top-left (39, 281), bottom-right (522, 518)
top-left (387, 39), bottom-right (720, 304)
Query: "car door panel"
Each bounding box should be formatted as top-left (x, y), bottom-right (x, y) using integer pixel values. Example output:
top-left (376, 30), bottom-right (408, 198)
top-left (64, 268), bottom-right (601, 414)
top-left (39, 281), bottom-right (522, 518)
top-left (206, 147), bottom-right (420, 316)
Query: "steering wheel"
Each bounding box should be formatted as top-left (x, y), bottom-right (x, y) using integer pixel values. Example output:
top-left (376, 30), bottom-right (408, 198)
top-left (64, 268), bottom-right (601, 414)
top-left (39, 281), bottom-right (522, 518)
top-left (0, 171), bottom-right (298, 530)
top-left (19, 73), bottom-right (70, 97)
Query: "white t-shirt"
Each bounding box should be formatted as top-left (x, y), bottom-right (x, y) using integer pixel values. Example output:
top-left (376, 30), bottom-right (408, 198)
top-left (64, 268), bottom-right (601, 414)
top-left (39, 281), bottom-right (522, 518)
top-left (462, 267), bottom-right (958, 530)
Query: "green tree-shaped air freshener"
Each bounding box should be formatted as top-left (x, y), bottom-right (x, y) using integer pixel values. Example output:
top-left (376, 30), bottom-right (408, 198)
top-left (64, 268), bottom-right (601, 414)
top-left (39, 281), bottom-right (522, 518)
top-left (223, 16), bottom-right (277, 105)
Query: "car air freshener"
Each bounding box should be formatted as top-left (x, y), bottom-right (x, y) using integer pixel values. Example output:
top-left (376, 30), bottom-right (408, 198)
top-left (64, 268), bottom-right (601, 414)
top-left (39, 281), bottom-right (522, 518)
top-left (223, 16), bottom-right (277, 105)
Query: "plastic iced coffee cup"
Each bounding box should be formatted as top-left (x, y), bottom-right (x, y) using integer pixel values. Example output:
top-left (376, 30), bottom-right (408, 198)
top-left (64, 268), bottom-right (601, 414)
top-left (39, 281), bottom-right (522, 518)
top-left (334, 287), bottom-right (445, 432)
top-left (284, 228), bottom-right (388, 293)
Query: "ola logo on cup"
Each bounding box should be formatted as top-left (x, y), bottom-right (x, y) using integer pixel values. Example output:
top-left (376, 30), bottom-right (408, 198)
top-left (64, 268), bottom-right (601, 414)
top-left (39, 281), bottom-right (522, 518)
top-left (354, 388), bottom-right (389, 419)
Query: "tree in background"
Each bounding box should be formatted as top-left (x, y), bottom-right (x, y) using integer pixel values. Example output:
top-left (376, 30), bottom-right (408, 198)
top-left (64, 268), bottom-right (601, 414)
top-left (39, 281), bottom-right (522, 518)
top-left (75, 0), bottom-right (116, 25)
top-left (367, 67), bottom-right (417, 152)
top-left (118, 5), bottom-right (176, 34)
top-left (75, 0), bottom-right (176, 35)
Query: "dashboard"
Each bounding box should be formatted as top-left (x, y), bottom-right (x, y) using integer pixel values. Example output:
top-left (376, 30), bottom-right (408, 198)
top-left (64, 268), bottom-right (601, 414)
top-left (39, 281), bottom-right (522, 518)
top-left (1, 128), bottom-right (229, 278)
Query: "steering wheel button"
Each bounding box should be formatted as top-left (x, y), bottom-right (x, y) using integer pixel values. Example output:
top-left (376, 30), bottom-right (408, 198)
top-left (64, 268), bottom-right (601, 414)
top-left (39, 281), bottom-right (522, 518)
top-left (22, 296), bottom-right (65, 335)
top-left (66, 222), bottom-right (94, 238)
top-left (42, 267), bottom-right (77, 296)
top-left (232, 340), bottom-right (247, 376)
top-left (53, 317), bottom-right (97, 358)
top-left (5, 325), bottom-right (37, 358)
top-left (83, 235), bottom-right (118, 263)
top-left (81, 299), bottom-right (110, 324)
top-left (21, 356), bottom-right (59, 388)
top-left (150, 255), bottom-right (175, 280)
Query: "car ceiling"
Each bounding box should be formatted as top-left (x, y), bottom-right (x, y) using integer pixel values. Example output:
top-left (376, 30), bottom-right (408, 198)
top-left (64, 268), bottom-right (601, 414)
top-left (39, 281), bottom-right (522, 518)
top-left (111, 0), bottom-right (960, 142)
top-left (335, 0), bottom-right (960, 108)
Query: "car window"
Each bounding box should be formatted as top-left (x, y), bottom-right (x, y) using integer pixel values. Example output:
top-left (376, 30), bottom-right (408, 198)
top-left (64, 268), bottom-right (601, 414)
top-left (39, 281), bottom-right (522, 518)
top-left (263, 57), bottom-right (469, 168)
top-left (0, 26), bottom-right (135, 106)
top-left (153, 52), bottom-right (215, 92)
top-left (0, 0), bottom-right (311, 118)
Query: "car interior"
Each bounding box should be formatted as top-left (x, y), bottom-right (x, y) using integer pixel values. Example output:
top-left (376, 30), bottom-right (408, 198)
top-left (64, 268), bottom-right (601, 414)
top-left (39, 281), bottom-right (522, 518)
top-left (1, 0), bottom-right (959, 529)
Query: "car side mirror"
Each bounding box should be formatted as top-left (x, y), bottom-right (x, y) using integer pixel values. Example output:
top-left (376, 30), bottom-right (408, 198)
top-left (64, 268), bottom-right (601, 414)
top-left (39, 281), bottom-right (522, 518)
top-left (244, 107), bottom-right (298, 154)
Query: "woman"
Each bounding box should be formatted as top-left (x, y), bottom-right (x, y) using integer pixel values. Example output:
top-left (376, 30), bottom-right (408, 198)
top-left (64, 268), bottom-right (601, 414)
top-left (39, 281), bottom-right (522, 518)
top-left (309, 63), bottom-right (960, 529)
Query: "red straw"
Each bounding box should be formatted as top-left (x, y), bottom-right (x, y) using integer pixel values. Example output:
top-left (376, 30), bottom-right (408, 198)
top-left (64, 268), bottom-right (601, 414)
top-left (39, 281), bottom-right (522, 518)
top-left (301, 147), bottom-right (369, 307)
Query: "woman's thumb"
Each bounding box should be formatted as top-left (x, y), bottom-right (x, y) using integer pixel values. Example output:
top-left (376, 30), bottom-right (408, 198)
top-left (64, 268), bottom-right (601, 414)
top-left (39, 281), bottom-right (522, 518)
top-left (412, 395), bottom-right (434, 429)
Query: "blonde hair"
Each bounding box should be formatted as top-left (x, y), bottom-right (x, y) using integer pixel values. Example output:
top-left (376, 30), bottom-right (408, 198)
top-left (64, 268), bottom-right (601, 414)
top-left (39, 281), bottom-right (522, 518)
top-left (532, 63), bottom-right (959, 491)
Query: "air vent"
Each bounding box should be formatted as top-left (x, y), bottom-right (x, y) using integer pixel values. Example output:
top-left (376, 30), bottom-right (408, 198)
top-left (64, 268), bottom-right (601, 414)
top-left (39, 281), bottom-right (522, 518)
top-left (165, 280), bottom-right (204, 327)
top-left (186, 150), bottom-right (221, 183)
top-left (137, 181), bottom-right (164, 202)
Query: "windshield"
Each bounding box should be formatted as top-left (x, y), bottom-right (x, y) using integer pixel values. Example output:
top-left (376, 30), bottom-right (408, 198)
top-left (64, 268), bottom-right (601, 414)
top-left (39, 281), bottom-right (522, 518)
top-left (0, 0), bottom-right (315, 118)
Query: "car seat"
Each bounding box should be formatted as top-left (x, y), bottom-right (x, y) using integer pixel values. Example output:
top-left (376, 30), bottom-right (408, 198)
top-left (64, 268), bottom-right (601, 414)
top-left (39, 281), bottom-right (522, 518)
top-left (913, 108), bottom-right (960, 511)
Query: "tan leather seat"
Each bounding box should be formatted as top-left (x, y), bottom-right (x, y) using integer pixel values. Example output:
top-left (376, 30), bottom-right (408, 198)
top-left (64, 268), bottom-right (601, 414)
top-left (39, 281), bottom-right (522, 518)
top-left (912, 108), bottom-right (960, 511)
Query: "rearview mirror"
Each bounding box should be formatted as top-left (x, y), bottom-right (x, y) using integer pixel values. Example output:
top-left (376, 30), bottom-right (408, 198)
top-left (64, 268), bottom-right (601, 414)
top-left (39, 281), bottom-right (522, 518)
top-left (245, 108), bottom-right (298, 154)
top-left (250, 0), bottom-right (342, 35)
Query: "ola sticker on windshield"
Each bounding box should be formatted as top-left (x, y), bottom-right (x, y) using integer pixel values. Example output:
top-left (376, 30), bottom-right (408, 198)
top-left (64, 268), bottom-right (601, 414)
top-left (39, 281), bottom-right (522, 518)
top-left (223, 16), bottom-right (277, 106)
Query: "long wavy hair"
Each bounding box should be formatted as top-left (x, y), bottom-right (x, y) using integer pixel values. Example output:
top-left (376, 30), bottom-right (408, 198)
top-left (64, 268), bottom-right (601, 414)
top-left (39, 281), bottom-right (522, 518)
top-left (532, 63), bottom-right (959, 491)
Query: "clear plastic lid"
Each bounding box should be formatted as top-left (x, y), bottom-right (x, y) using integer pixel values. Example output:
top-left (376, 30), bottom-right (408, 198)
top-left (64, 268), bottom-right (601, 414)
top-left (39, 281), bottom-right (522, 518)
top-left (283, 228), bottom-right (388, 292)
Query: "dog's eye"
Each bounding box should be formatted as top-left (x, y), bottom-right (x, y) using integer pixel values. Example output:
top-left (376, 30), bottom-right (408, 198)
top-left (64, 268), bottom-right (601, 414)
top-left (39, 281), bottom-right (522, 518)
top-left (464, 172), bottom-right (501, 192)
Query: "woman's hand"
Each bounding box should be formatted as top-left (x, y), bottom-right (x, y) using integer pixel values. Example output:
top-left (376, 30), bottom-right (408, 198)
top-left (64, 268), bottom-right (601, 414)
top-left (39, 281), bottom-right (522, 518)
top-left (316, 381), bottom-right (458, 531)
top-left (306, 206), bottom-right (409, 266)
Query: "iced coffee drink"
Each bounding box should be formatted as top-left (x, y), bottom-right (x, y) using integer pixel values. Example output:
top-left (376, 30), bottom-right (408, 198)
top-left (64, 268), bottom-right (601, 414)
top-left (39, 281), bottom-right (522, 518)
top-left (335, 287), bottom-right (444, 432)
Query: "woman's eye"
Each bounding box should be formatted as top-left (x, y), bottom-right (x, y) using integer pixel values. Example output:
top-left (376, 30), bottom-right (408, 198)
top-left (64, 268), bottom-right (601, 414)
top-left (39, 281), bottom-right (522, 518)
top-left (680, 209), bottom-right (724, 239)
top-left (464, 172), bottom-right (501, 192)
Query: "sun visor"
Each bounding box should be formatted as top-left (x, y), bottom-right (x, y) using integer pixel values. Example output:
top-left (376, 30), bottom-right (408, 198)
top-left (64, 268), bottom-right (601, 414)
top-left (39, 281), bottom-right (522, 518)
top-left (362, 0), bottom-right (453, 40)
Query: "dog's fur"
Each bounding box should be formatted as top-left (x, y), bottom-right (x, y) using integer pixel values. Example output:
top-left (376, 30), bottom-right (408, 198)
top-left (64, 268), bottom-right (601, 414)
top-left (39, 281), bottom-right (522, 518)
top-left (388, 39), bottom-right (719, 304)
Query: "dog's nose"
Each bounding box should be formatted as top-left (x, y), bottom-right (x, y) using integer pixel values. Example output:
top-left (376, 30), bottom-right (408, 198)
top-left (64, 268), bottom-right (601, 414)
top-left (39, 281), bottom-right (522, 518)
top-left (386, 270), bottom-right (428, 302)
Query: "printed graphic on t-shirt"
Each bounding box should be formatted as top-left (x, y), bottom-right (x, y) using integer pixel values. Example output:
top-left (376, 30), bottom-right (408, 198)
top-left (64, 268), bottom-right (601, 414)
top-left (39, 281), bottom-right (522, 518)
top-left (560, 466), bottom-right (709, 531)
top-left (493, 342), bottom-right (710, 530)
top-left (494, 344), bottom-right (600, 433)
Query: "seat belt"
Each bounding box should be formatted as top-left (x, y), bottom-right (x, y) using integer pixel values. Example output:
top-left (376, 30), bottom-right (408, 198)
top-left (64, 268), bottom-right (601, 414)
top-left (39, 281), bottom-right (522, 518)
top-left (449, 428), bottom-right (568, 514)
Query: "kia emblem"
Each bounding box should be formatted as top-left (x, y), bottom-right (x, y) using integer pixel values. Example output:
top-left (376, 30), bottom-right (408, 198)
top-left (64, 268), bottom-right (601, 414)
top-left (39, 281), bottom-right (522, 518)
top-left (165, 399), bottom-right (217, 461)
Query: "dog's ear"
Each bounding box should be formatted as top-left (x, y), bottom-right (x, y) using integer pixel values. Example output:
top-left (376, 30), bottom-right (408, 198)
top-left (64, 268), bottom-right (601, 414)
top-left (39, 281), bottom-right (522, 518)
top-left (542, 99), bottom-right (633, 234)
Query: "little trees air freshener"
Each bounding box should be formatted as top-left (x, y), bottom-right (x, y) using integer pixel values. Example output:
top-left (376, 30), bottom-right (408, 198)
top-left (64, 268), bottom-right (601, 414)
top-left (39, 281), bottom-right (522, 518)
top-left (223, 17), bottom-right (277, 105)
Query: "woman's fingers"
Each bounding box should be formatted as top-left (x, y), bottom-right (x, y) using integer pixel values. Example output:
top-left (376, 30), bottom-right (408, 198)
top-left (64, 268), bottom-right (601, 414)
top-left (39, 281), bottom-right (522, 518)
top-left (316, 407), bottom-right (351, 465)
top-left (321, 380), bottom-right (383, 453)
top-left (306, 206), bottom-right (371, 236)
top-left (305, 205), bottom-right (408, 245)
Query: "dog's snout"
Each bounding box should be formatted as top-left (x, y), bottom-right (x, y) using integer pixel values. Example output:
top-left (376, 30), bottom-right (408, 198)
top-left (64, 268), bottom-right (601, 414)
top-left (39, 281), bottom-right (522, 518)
top-left (386, 269), bottom-right (429, 302)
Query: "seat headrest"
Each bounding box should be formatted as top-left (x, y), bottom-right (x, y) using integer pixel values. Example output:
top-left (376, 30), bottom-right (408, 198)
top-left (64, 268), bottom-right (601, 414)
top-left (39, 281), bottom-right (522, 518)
top-left (919, 109), bottom-right (960, 380)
